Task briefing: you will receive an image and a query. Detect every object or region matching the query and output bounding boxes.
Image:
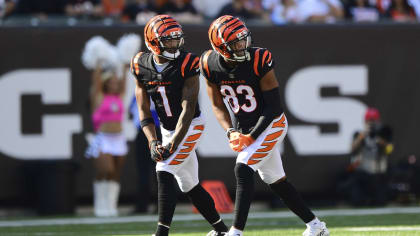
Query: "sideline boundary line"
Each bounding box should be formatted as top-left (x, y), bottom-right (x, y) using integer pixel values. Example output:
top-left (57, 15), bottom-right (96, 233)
top-left (0, 207), bottom-right (419, 227)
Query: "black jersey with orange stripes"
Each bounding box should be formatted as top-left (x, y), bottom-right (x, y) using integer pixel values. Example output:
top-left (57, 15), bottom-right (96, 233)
top-left (200, 47), bottom-right (278, 132)
top-left (131, 51), bottom-right (201, 131)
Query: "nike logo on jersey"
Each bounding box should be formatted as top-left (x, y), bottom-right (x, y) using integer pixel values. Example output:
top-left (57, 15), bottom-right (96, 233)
top-left (268, 60), bottom-right (273, 67)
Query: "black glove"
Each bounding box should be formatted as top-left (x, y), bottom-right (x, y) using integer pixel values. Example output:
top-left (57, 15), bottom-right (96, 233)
top-left (161, 143), bottom-right (175, 161)
top-left (149, 140), bottom-right (163, 162)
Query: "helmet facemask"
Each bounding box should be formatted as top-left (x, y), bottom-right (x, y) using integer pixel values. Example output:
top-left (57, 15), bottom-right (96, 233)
top-left (157, 31), bottom-right (184, 60)
top-left (223, 31), bottom-right (251, 62)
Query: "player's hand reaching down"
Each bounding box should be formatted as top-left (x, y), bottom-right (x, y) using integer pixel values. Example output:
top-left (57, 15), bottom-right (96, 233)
top-left (149, 141), bottom-right (176, 162)
top-left (229, 131), bottom-right (255, 152)
top-left (149, 140), bottom-right (164, 162)
top-left (237, 134), bottom-right (254, 151)
top-left (229, 131), bottom-right (242, 152)
top-left (229, 132), bottom-right (255, 152)
top-left (161, 142), bottom-right (175, 160)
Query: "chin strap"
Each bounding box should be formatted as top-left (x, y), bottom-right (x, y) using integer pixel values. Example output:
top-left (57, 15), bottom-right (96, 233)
top-left (225, 51), bottom-right (250, 62)
top-left (160, 50), bottom-right (181, 60)
top-left (158, 37), bottom-right (184, 60)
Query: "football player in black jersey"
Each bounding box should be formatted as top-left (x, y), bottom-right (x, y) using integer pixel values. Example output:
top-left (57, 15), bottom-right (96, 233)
top-left (131, 15), bottom-right (228, 236)
top-left (201, 15), bottom-right (330, 236)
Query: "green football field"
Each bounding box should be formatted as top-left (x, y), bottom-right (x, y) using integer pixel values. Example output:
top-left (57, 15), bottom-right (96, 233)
top-left (1, 208), bottom-right (420, 236)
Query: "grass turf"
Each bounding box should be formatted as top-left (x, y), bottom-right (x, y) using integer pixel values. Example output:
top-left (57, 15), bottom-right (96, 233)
top-left (1, 213), bottom-right (420, 236)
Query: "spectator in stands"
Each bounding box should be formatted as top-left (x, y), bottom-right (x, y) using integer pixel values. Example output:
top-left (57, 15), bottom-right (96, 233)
top-left (161, 0), bottom-right (203, 23)
top-left (408, 0), bottom-right (420, 20)
top-left (262, 0), bottom-right (300, 24)
top-left (0, 0), bottom-right (17, 18)
top-left (121, 0), bottom-right (157, 22)
top-left (65, 0), bottom-right (103, 18)
top-left (15, 0), bottom-right (66, 18)
top-left (374, 0), bottom-right (391, 14)
top-left (245, 0), bottom-right (270, 20)
top-left (192, 0), bottom-right (230, 19)
top-left (297, 0), bottom-right (344, 23)
top-left (218, 0), bottom-right (258, 19)
top-left (343, 107), bottom-right (394, 206)
top-left (102, 0), bottom-right (126, 18)
top-left (345, 0), bottom-right (380, 22)
top-left (385, 0), bottom-right (417, 22)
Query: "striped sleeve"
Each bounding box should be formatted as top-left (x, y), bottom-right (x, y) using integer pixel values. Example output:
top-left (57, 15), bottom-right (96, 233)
top-left (130, 52), bottom-right (143, 77)
top-left (181, 53), bottom-right (200, 79)
top-left (252, 48), bottom-right (274, 78)
top-left (199, 50), bottom-right (213, 82)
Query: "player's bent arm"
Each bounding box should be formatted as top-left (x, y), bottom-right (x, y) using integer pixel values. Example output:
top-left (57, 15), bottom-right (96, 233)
top-left (249, 69), bottom-right (283, 140)
top-left (170, 75), bottom-right (200, 150)
top-left (135, 80), bottom-right (158, 143)
top-left (205, 79), bottom-right (233, 132)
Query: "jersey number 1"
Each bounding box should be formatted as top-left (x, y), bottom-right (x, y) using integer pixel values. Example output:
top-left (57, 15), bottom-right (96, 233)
top-left (221, 85), bottom-right (257, 113)
top-left (157, 86), bottom-right (173, 117)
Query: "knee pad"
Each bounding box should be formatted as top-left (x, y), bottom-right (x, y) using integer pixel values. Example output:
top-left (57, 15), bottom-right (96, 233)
top-left (269, 178), bottom-right (291, 194)
top-left (234, 163), bottom-right (255, 193)
top-left (157, 171), bottom-right (174, 185)
top-left (234, 163), bottom-right (254, 183)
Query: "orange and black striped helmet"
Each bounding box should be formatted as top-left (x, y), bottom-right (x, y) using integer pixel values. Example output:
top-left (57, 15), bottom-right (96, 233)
top-left (208, 15), bottom-right (251, 62)
top-left (144, 15), bottom-right (184, 60)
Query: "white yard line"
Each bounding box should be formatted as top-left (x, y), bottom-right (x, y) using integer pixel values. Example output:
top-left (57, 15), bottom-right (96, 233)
top-left (0, 207), bottom-right (419, 227)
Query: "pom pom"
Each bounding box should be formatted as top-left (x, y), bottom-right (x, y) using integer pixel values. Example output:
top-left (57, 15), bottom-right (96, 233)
top-left (116, 33), bottom-right (142, 64)
top-left (103, 46), bottom-right (125, 79)
top-left (81, 36), bottom-right (116, 70)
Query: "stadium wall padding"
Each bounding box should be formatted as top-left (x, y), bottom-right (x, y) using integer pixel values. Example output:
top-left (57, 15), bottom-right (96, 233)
top-left (1, 24), bottom-right (420, 208)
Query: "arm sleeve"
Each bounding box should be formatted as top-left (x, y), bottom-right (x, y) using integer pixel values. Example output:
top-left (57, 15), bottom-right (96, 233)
top-left (249, 88), bottom-right (283, 140)
top-left (252, 48), bottom-right (275, 79)
top-left (130, 52), bottom-right (143, 79)
top-left (199, 50), bottom-right (214, 83)
top-left (181, 53), bottom-right (200, 79)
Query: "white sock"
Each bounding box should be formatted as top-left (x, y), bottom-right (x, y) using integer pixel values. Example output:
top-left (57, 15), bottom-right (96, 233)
top-left (93, 180), bottom-right (108, 217)
top-left (306, 217), bottom-right (321, 227)
top-left (228, 226), bottom-right (243, 236)
top-left (107, 180), bottom-right (120, 217)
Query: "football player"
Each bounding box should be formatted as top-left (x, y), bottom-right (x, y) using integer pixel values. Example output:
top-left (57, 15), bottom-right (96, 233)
top-left (131, 15), bottom-right (228, 236)
top-left (200, 15), bottom-right (330, 236)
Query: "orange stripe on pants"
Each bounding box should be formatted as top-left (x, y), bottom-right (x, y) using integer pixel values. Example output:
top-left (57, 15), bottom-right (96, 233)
top-left (256, 142), bottom-right (277, 152)
top-left (272, 115), bottom-right (286, 128)
top-left (264, 130), bottom-right (283, 142)
top-left (194, 125), bottom-right (204, 131)
top-left (179, 142), bottom-right (196, 153)
top-left (186, 133), bottom-right (202, 142)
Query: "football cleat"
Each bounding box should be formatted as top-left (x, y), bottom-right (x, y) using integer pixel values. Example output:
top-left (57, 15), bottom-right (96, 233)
top-left (207, 230), bottom-right (227, 236)
top-left (303, 221), bottom-right (330, 236)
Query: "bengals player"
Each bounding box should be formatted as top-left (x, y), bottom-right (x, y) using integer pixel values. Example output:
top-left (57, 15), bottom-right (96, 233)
top-left (201, 15), bottom-right (330, 236)
top-left (131, 15), bottom-right (228, 236)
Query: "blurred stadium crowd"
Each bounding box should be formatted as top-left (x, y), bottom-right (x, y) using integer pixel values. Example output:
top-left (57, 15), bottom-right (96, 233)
top-left (1, 0), bottom-right (420, 25)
